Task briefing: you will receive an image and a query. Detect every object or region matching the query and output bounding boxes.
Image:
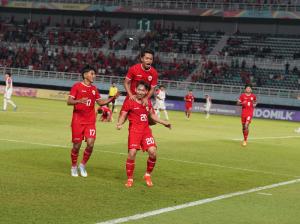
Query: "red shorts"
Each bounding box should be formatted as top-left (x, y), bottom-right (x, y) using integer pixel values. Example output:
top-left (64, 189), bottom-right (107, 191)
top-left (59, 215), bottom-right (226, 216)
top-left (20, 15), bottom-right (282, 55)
top-left (71, 123), bottom-right (96, 143)
top-left (241, 114), bottom-right (253, 124)
top-left (128, 129), bottom-right (156, 151)
top-left (185, 103), bottom-right (192, 111)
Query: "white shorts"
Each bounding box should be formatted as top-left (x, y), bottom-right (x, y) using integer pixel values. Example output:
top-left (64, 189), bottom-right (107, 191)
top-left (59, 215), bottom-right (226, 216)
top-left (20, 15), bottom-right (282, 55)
top-left (4, 90), bottom-right (12, 99)
top-left (204, 104), bottom-right (211, 112)
top-left (154, 100), bottom-right (166, 110)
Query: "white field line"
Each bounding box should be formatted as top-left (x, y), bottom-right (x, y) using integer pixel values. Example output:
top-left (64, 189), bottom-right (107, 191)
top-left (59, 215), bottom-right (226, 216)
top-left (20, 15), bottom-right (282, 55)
top-left (97, 178), bottom-right (300, 224)
top-left (0, 138), bottom-right (298, 178)
top-left (231, 135), bottom-right (300, 141)
top-left (257, 192), bottom-right (273, 196)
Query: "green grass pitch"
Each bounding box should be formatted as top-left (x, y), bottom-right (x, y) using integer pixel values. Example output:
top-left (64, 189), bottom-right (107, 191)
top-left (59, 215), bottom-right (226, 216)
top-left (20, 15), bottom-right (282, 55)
top-left (1, 96), bottom-right (300, 224)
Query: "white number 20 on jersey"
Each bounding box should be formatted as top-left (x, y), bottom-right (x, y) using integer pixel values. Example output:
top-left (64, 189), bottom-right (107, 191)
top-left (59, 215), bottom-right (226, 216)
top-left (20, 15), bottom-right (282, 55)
top-left (146, 137), bottom-right (154, 145)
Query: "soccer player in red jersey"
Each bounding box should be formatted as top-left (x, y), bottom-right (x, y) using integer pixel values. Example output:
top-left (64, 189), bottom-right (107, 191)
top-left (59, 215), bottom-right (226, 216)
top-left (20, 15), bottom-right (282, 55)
top-left (124, 49), bottom-right (158, 105)
top-left (237, 84), bottom-right (257, 146)
top-left (117, 81), bottom-right (171, 188)
top-left (184, 90), bottom-right (195, 119)
top-left (67, 65), bottom-right (118, 177)
top-left (97, 105), bottom-right (113, 122)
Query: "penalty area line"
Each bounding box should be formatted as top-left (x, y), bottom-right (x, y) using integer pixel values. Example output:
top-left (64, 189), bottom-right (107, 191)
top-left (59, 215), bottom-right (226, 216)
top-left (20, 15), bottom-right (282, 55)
top-left (97, 178), bottom-right (300, 224)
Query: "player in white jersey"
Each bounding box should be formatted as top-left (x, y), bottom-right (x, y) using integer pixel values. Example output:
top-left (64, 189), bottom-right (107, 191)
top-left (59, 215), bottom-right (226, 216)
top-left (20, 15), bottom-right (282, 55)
top-left (154, 85), bottom-right (169, 120)
top-left (204, 94), bottom-right (212, 119)
top-left (295, 127), bottom-right (300, 133)
top-left (3, 72), bottom-right (17, 111)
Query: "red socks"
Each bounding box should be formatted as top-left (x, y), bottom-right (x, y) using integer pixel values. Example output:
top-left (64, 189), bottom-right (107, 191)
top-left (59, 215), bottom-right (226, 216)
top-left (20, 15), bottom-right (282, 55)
top-left (71, 148), bottom-right (79, 167)
top-left (126, 159), bottom-right (135, 179)
top-left (146, 157), bottom-right (156, 174)
top-left (81, 147), bottom-right (93, 166)
top-left (243, 129), bottom-right (249, 141)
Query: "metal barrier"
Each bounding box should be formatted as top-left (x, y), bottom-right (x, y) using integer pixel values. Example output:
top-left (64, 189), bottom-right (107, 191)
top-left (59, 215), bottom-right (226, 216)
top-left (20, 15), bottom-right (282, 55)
top-left (1, 67), bottom-right (299, 99)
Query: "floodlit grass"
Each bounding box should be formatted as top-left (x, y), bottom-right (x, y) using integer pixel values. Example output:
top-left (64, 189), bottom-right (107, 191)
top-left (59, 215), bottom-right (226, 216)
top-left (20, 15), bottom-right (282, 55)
top-left (0, 96), bottom-right (300, 224)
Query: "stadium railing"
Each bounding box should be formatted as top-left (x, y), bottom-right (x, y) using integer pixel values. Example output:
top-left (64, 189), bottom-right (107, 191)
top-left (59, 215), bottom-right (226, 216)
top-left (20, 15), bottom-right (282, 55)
top-left (1, 67), bottom-right (299, 100)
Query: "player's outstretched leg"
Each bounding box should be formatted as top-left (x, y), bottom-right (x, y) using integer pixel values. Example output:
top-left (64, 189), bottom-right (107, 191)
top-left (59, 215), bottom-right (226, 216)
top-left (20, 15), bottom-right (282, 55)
top-left (144, 147), bottom-right (157, 187)
top-left (125, 149), bottom-right (137, 188)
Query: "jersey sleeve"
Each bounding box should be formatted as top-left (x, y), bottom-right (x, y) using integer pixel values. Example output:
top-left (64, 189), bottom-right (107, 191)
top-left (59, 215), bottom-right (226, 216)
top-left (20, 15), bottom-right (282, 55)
top-left (121, 99), bottom-right (131, 113)
top-left (126, 66), bottom-right (134, 80)
top-left (253, 94), bottom-right (257, 101)
top-left (95, 88), bottom-right (101, 100)
top-left (238, 94), bottom-right (244, 102)
top-left (151, 71), bottom-right (158, 88)
top-left (69, 84), bottom-right (78, 98)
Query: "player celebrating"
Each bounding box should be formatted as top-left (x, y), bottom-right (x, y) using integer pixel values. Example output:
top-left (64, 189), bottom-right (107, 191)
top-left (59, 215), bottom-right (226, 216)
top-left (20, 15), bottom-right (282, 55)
top-left (204, 94), bottom-right (212, 119)
top-left (184, 90), bottom-right (195, 119)
top-left (97, 105), bottom-right (113, 122)
top-left (237, 84), bottom-right (257, 146)
top-left (117, 81), bottom-right (171, 188)
top-left (67, 65), bottom-right (118, 177)
top-left (154, 85), bottom-right (169, 120)
top-left (124, 49), bottom-right (158, 105)
top-left (3, 72), bottom-right (17, 111)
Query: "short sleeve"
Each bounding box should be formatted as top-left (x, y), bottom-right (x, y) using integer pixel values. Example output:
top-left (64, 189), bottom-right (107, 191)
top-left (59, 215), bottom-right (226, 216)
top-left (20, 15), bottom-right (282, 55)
top-left (69, 84), bottom-right (77, 98)
top-left (95, 88), bottom-right (101, 100)
top-left (239, 94), bottom-right (244, 102)
top-left (121, 99), bottom-right (131, 113)
top-left (151, 71), bottom-right (158, 87)
top-left (126, 66), bottom-right (134, 80)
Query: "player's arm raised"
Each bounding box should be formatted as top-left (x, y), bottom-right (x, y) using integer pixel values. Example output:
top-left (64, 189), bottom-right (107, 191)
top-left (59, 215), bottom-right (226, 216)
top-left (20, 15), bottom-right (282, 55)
top-left (124, 78), bottom-right (136, 101)
top-left (116, 111), bottom-right (128, 130)
top-left (149, 110), bottom-right (171, 129)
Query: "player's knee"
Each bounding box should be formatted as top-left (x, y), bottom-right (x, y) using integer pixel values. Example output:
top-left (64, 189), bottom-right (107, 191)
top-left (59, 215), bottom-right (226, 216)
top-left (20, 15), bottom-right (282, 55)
top-left (73, 143), bottom-right (81, 151)
top-left (128, 150), bottom-right (137, 160)
top-left (148, 147), bottom-right (157, 159)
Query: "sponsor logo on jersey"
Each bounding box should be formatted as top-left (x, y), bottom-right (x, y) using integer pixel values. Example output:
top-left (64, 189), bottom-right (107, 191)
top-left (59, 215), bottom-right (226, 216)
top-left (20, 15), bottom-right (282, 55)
top-left (137, 74), bottom-right (142, 77)
top-left (82, 90), bottom-right (87, 92)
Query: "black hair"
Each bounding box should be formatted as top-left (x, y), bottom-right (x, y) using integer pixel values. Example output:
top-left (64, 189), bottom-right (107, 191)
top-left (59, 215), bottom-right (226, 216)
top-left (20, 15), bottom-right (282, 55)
top-left (5, 72), bottom-right (11, 77)
top-left (141, 49), bottom-right (154, 58)
top-left (137, 80), bottom-right (150, 91)
top-left (159, 85), bottom-right (165, 89)
top-left (81, 65), bottom-right (96, 79)
top-left (245, 84), bottom-right (252, 89)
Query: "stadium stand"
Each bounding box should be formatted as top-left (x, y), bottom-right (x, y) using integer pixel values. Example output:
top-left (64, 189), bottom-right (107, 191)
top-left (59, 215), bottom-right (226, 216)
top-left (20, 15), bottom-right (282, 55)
top-left (222, 33), bottom-right (300, 60)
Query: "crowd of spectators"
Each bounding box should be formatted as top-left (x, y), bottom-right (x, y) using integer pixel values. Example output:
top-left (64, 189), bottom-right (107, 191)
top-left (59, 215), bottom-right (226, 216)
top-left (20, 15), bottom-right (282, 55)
top-left (134, 23), bottom-right (223, 55)
top-left (0, 17), bottom-right (121, 49)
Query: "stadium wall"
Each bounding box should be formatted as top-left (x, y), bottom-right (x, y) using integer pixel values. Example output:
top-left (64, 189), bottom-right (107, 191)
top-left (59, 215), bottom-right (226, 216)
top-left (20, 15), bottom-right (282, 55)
top-left (1, 85), bottom-right (299, 121)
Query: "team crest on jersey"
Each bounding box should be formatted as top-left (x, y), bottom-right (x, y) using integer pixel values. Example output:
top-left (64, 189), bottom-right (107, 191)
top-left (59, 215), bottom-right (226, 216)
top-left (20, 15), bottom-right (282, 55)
top-left (148, 76), bottom-right (152, 81)
top-left (92, 90), bottom-right (96, 95)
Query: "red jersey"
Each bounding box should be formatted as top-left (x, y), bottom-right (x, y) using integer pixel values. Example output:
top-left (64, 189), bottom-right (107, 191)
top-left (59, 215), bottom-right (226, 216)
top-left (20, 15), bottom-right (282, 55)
top-left (239, 93), bottom-right (257, 115)
top-left (126, 63), bottom-right (158, 95)
top-left (121, 99), bottom-right (154, 133)
top-left (184, 94), bottom-right (195, 104)
top-left (69, 82), bottom-right (101, 124)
